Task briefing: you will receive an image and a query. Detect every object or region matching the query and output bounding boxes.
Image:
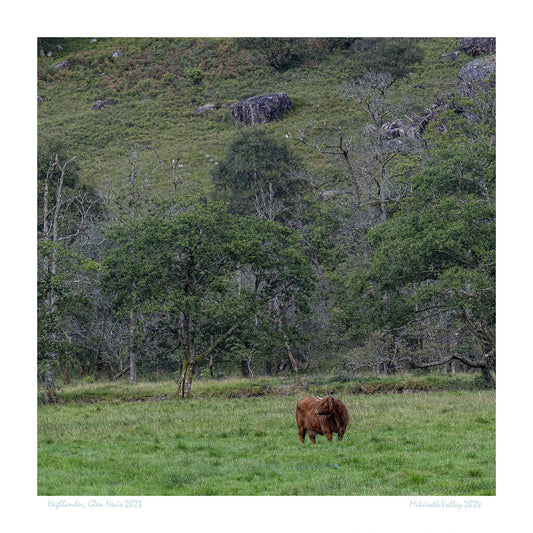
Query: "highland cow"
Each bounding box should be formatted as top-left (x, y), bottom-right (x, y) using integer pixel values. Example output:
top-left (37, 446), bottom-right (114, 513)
top-left (296, 391), bottom-right (349, 444)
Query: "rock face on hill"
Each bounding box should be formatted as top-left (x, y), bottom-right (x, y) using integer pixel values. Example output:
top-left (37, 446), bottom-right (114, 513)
top-left (440, 51), bottom-right (461, 61)
top-left (231, 92), bottom-right (292, 126)
top-left (460, 37), bottom-right (496, 56)
top-left (193, 103), bottom-right (217, 114)
top-left (458, 55), bottom-right (496, 98)
top-left (414, 43), bottom-right (496, 134)
top-left (92, 100), bottom-right (114, 111)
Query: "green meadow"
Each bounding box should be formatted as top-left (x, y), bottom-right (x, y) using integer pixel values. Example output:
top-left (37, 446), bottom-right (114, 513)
top-left (38, 378), bottom-right (495, 496)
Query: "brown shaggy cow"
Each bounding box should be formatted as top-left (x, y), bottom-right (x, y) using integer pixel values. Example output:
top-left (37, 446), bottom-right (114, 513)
top-left (296, 391), bottom-right (349, 444)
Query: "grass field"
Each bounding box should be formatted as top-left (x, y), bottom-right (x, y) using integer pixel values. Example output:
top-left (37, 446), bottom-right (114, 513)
top-left (37, 378), bottom-right (495, 496)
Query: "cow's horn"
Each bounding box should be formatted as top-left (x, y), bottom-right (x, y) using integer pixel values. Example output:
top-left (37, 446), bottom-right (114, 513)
top-left (326, 388), bottom-right (334, 397)
top-left (315, 388), bottom-right (323, 400)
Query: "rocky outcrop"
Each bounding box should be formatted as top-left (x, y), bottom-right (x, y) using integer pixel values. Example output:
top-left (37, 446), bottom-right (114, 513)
top-left (376, 92), bottom-right (459, 143)
top-left (92, 100), bottom-right (114, 111)
top-left (193, 103), bottom-right (217, 114)
top-left (231, 92), bottom-right (292, 126)
top-left (458, 55), bottom-right (496, 98)
top-left (54, 61), bottom-right (69, 71)
top-left (382, 120), bottom-right (419, 141)
top-left (439, 51), bottom-right (460, 61)
top-left (460, 38), bottom-right (496, 56)
top-left (381, 41), bottom-right (495, 141)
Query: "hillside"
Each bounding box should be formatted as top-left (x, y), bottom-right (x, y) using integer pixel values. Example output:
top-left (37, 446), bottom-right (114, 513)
top-left (37, 37), bottom-right (468, 194)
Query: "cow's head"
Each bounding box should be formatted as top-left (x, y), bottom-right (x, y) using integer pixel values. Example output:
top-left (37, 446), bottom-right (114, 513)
top-left (315, 390), bottom-right (335, 415)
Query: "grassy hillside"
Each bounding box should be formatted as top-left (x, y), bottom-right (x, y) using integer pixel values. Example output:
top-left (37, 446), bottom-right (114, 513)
top-left (37, 37), bottom-right (469, 194)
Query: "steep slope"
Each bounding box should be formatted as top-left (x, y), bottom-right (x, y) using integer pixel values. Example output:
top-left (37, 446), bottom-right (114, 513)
top-left (37, 37), bottom-right (467, 194)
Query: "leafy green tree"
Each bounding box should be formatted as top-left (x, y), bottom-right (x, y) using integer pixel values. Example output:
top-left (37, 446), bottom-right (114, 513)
top-left (236, 38), bottom-right (301, 71)
top-left (212, 127), bottom-right (304, 221)
top-left (102, 203), bottom-right (315, 397)
top-left (349, 38), bottom-right (424, 79)
top-left (346, 108), bottom-right (495, 385)
top-left (38, 240), bottom-right (98, 384)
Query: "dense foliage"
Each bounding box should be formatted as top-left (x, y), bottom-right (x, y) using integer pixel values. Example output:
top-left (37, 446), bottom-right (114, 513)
top-left (37, 37), bottom-right (496, 393)
top-left (102, 203), bottom-right (315, 396)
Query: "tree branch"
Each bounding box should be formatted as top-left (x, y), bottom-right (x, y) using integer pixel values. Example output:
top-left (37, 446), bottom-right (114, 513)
top-left (194, 323), bottom-right (240, 365)
top-left (410, 351), bottom-right (492, 370)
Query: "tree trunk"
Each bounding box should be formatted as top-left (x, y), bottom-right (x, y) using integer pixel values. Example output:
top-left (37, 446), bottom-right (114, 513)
top-left (51, 155), bottom-right (77, 282)
top-left (178, 357), bottom-right (195, 398)
top-left (177, 310), bottom-right (194, 398)
top-left (59, 357), bottom-right (70, 385)
top-left (39, 369), bottom-right (57, 404)
top-left (113, 366), bottom-right (130, 381)
top-left (129, 308), bottom-right (137, 384)
top-left (208, 352), bottom-right (214, 378)
top-left (378, 168), bottom-right (388, 222)
top-left (42, 154), bottom-right (77, 309)
top-left (480, 365), bottom-right (495, 387)
top-left (282, 333), bottom-right (298, 372)
top-left (176, 322), bottom-right (239, 398)
top-left (241, 358), bottom-right (253, 378)
top-left (274, 298), bottom-right (298, 372)
top-left (93, 351), bottom-right (103, 381)
top-left (42, 155), bottom-right (53, 239)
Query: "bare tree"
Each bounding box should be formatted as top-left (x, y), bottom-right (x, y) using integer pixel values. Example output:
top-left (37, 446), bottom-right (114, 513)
top-left (39, 153), bottom-right (99, 384)
top-left (101, 144), bottom-right (184, 384)
top-left (298, 71), bottom-right (423, 223)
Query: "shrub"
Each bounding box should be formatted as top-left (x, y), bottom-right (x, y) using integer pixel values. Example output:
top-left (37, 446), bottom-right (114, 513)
top-left (185, 67), bottom-right (204, 85)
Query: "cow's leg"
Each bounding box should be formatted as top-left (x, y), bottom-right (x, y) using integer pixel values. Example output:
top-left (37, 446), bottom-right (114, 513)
top-left (296, 411), bottom-right (306, 443)
top-left (309, 430), bottom-right (317, 444)
top-left (325, 432), bottom-right (332, 442)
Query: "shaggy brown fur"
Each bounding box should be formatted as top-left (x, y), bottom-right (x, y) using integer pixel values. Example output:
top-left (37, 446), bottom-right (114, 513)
top-left (296, 394), bottom-right (349, 444)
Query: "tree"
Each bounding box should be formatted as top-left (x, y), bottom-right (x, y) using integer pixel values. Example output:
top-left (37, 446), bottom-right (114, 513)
top-left (341, 70), bottom-right (423, 222)
top-left (38, 241), bottom-right (98, 383)
top-left (348, 38), bottom-right (424, 79)
top-left (299, 71), bottom-right (423, 226)
top-left (38, 146), bottom-right (100, 383)
top-left (347, 106), bottom-right (495, 385)
top-left (100, 143), bottom-right (178, 383)
top-left (212, 126), bottom-right (304, 221)
top-left (237, 38), bottom-right (301, 71)
top-left (102, 203), bottom-right (315, 397)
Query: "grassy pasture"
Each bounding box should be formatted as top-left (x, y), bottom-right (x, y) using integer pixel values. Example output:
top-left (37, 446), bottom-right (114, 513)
top-left (38, 380), bottom-right (495, 496)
